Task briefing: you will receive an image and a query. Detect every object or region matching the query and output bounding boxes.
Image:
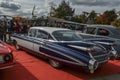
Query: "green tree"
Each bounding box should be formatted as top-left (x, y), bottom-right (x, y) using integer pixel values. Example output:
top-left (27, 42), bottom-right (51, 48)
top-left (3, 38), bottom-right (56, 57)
top-left (50, 0), bottom-right (75, 20)
top-left (72, 15), bottom-right (81, 23)
top-left (86, 10), bottom-right (98, 24)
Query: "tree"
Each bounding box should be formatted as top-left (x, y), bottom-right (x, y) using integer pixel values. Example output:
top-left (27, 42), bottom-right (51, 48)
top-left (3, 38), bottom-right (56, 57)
top-left (72, 15), bottom-right (81, 23)
top-left (111, 19), bottom-right (120, 29)
top-left (96, 9), bottom-right (118, 24)
top-left (85, 10), bottom-right (98, 24)
top-left (50, 0), bottom-right (75, 20)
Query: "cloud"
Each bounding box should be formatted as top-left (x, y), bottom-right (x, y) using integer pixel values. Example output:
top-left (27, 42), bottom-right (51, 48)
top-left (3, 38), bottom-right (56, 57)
top-left (70, 0), bottom-right (120, 7)
top-left (1, 0), bottom-right (119, 17)
top-left (48, 1), bottom-right (57, 7)
top-left (0, 1), bottom-right (21, 10)
top-left (0, 10), bottom-right (3, 14)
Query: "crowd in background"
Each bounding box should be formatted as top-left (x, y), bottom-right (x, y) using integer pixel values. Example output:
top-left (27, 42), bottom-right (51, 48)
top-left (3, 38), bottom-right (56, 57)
top-left (0, 17), bottom-right (86, 42)
top-left (0, 19), bottom-right (31, 42)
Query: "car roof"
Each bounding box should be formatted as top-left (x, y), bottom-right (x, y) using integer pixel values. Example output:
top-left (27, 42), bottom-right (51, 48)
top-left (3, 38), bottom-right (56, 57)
top-left (30, 26), bottom-right (70, 34)
top-left (87, 24), bottom-right (116, 29)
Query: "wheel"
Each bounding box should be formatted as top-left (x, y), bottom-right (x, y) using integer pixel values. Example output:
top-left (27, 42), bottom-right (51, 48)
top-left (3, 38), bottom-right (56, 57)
top-left (13, 40), bottom-right (20, 50)
top-left (49, 59), bottom-right (62, 68)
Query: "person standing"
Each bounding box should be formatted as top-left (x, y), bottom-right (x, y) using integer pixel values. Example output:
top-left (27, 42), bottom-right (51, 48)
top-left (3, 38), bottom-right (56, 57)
top-left (0, 21), bottom-right (7, 42)
top-left (8, 20), bottom-right (14, 33)
top-left (0, 24), bottom-right (4, 41)
top-left (14, 21), bottom-right (20, 33)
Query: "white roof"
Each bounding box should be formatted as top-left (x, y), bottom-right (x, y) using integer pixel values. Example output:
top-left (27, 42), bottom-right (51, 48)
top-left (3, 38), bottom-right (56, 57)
top-left (30, 26), bottom-right (70, 34)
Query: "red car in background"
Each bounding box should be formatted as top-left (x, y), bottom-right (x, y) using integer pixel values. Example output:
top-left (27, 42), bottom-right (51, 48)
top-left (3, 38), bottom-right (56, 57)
top-left (0, 40), bottom-right (15, 69)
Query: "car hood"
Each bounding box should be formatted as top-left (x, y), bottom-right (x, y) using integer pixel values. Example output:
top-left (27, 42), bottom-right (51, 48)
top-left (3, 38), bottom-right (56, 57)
top-left (0, 43), bottom-right (10, 54)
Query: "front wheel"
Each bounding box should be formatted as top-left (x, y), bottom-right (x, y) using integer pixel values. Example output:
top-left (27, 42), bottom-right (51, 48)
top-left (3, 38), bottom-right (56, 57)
top-left (49, 59), bottom-right (62, 68)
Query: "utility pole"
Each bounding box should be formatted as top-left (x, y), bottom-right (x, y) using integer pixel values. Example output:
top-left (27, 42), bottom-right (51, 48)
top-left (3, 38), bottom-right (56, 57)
top-left (32, 5), bottom-right (36, 19)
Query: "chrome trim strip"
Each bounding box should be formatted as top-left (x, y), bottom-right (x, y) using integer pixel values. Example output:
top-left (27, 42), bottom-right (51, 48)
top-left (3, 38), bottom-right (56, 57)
top-left (0, 65), bottom-right (14, 69)
top-left (94, 41), bottom-right (113, 45)
top-left (68, 45), bottom-right (89, 51)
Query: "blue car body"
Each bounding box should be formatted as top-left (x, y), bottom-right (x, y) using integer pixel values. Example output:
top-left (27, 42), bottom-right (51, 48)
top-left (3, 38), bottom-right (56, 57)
top-left (11, 27), bottom-right (110, 73)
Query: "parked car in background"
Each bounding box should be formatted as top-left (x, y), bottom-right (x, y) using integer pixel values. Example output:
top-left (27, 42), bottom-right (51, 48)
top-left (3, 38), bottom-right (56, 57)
top-left (11, 27), bottom-right (110, 73)
top-left (0, 40), bottom-right (15, 69)
top-left (78, 33), bottom-right (118, 59)
top-left (77, 24), bottom-right (120, 58)
top-left (83, 24), bottom-right (120, 40)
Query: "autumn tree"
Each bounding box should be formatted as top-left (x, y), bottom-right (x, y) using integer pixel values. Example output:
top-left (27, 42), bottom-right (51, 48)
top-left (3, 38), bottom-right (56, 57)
top-left (96, 9), bottom-right (117, 24)
top-left (50, 0), bottom-right (75, 20)
top-left (111, 18), bottom-right (120, 29)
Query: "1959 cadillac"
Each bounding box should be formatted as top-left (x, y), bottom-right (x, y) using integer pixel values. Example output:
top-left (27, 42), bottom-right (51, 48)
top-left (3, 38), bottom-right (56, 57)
top-left (0, 40), bottom-right (15, 69)
top-left (11, 27), bottom-right (110, 73)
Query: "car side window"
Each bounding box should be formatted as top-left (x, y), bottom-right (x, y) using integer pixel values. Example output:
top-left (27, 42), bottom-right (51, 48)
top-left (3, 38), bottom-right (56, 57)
top-left (97, 28), bottom-right (109, 36)
top-left (28, 29), bottom-right (36, 37)
top-left (86, 27), bottom-right (96, 34)
top-left (37, 30), bottom-right (49, 39)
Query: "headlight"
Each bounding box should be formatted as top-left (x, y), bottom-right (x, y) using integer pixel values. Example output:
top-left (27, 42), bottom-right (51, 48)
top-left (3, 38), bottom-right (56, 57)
top-left (3, 54), bottom-right (13, 62)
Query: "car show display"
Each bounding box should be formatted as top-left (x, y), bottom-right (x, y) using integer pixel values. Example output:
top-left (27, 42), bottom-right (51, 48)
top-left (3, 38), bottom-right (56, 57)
top-left (11, 26), bottom-right (112, 73)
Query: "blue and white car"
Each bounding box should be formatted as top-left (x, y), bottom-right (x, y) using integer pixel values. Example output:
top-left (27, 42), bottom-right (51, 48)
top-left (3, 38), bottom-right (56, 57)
top-left (11, 27), bottom-right (110, 73)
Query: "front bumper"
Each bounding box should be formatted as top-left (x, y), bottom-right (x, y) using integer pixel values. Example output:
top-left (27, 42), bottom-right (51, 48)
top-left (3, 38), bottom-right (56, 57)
top-left (0, 60), bottom-right (15, 69)
top-left (109, 47), bottom-right (118, 59)
top-left (88, 59), bottom-right (98, 74)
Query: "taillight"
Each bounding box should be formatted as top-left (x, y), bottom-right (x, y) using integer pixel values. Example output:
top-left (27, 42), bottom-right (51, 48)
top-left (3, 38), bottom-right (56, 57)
top-left (3, 54), bottom-right (13, 62)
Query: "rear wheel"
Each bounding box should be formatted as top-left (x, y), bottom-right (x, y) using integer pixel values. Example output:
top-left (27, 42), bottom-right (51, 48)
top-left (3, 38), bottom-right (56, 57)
top-left (49, 59), bottom-right (62, 68)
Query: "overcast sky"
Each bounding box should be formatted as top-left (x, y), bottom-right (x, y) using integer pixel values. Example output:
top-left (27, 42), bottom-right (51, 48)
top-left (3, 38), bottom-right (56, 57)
top-left (0, 0), bottom-right (120, 17)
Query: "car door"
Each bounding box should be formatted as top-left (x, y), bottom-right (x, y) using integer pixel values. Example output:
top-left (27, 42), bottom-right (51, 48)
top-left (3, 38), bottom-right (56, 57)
top-left (33, 30), bottom-right (50, 53)
top-left (20, 29), bottom-right (37, 51)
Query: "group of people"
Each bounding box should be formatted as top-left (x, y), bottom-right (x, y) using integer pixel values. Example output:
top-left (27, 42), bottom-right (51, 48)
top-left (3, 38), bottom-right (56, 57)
top-left (0, 19), bottom-right (30, 42)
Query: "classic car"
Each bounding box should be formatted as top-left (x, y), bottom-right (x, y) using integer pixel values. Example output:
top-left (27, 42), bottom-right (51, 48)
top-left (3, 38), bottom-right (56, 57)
top-left (77, 33), bottom-right (118, 59)
top-left (83, 24), bottom-right (120, 40)
top-left (0, 40), bottom-right (15, 69)
top-left (11, 27), bottom-right (110, 73)
top-left (76, 24), bottom-right (120, 58)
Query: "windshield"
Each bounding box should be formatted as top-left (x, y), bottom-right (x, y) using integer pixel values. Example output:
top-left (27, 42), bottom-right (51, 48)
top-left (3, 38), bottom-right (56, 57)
top-left (52, 30), bottom-right (83, 41)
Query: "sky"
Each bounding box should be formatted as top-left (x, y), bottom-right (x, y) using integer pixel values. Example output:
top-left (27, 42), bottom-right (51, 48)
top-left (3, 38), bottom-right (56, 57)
top-left (0, 0), bottom-right (120, 18)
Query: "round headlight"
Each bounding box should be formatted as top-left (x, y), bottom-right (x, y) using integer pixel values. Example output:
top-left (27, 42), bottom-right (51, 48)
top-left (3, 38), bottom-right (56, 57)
top-left (4, 54), bottom-right (13, 62)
